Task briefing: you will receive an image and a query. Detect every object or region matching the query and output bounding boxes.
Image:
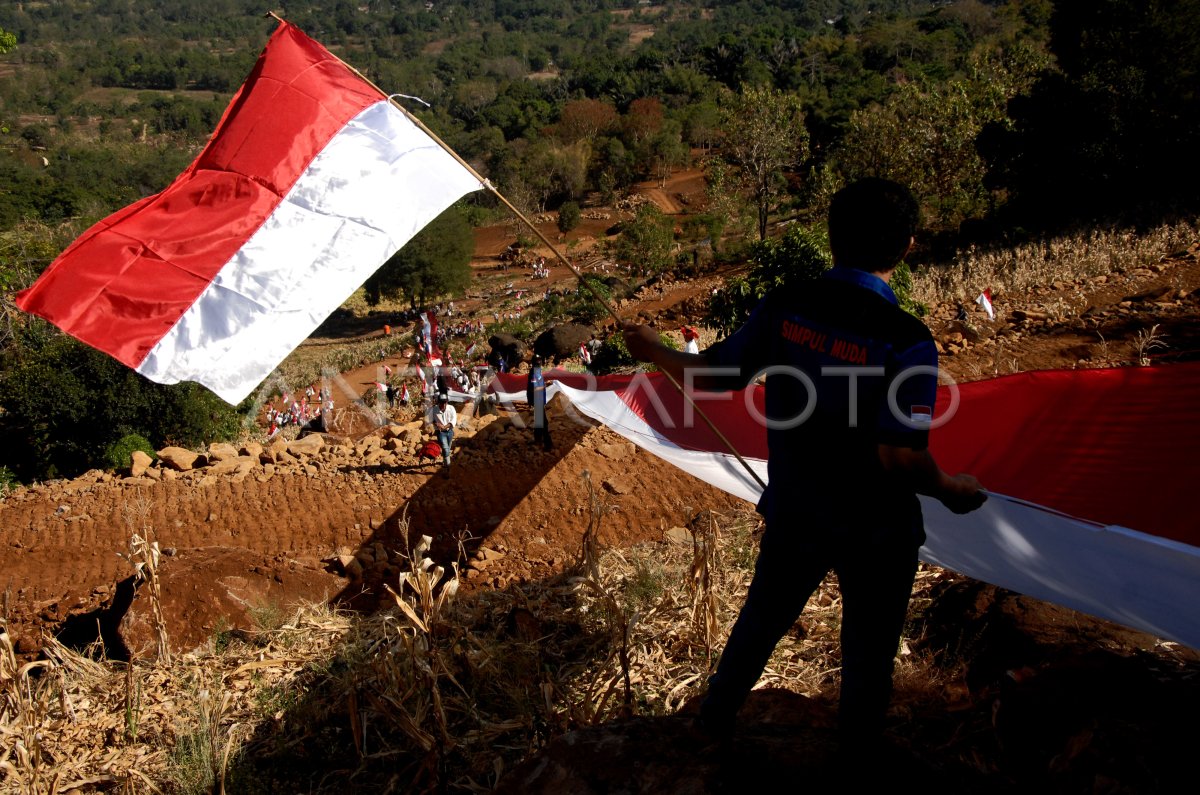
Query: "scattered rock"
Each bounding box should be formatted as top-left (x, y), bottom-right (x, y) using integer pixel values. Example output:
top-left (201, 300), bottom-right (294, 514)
top-left (596, 442), bottom-right (635, 461)
top-left (1122, 285), bottom-right (1173, 303)
top-left (120, 477), bottom-right (154, 487)
top-left (288, 434), bottom-right (325, 457)
top-left (208, 456), bottom-right (258, 478)
top-left (130, 450), bottom-right (153, 477)
top-left (157, 446), bottom-right (200, 471)
top-left (602, 478), bottom-right (632, 495)
top-left (206, 442), bottom-right (239, 463)
top-left (240, 441), bottom-right (264, 460)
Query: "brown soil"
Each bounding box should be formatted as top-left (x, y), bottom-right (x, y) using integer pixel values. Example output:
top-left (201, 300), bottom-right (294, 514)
top-left (2, 168), bottom-right (1199, 789)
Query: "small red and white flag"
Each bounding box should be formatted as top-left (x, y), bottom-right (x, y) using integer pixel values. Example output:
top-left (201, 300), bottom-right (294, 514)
top-left (464, 341), bottom-right (477, 360)
top-left (15, 21), bottom-right (481, 404)
top-left (579, 341), bottom-right (592, 365)
top-left (976, 289), bottom-right (995, 321)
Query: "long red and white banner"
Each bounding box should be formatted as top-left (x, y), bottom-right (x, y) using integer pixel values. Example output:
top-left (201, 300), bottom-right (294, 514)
top-left (488, 364), bottom-right (1200, 649)
top-left (16, 22), bottom-right (481, 404)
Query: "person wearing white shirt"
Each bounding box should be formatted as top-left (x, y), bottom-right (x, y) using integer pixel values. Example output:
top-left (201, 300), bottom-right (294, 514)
top-left (429, 393), bottom-right (457, 469)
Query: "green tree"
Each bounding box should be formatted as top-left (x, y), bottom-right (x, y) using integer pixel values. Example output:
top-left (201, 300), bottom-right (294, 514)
top-left (649, 119), bottom-right (689, 188)
top-left (0, 27), bottom-right (16, 54)
top-left (702, 155), bottom-right (753, 252)
top-left (363, 205), bottom-right (473, 309)
top-left (706, 222), bottom-right (924, 338)
top-left (557, 200), bottom-right (581, 233)
top-left (836, 45), bottom-right (1045, 232)
top-left (615, 203), bottom-right (675, 275)
top-left (837, 81), bottom-right (988, 232)
top-left (706, 224), bottom-right (830, 338)
top-left (719, 86), bottom-right (809, 240)
top-left (982, 0), bottom-right (1200, 228)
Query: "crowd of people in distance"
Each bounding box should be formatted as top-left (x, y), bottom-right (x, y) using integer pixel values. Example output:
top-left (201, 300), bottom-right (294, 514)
top-left (265, 383), bottom-right (331, 438)
top-left (263, 255), bottom-right (705, 469)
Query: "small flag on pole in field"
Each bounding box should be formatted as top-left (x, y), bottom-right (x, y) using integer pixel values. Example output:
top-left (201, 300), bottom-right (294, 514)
top-left (15, 21), bottom-right (482, 404)
top-left (976, 289), bottom-right (995, 321)
top-left (579, 341), bottom-right (592, 365)
top-left (465, 341), bottom-right (477, 360)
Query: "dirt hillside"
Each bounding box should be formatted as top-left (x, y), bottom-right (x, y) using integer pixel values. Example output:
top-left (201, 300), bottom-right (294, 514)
top-left (3, 166), bottom-right (1199, 656)
top-left (1, 169), bottom-right (1199, 793)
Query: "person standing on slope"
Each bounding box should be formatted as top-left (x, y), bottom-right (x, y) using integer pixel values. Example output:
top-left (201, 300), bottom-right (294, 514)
top-left (622, 177), bottom-right (987, 757)
top-left (429, 392), bottom-right (457, 471)
top-left (526, 355), bottom-right (553, 452)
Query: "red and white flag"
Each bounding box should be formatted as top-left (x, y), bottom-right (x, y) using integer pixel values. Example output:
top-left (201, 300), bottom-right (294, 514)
top-left (464, 341), bottom-right (477, 360)
top-left (15, 22), bottom-right (481, 404)
top-left (485, 364), bottom-right (1200, 650)
top-left (976, 288), bottom-right (995, 320)
top-left (579, 341), bottom-right (592, 365)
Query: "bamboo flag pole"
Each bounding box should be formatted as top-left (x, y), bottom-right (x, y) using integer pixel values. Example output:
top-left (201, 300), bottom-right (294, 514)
top-left (268, 13), bottom-right (768, 492)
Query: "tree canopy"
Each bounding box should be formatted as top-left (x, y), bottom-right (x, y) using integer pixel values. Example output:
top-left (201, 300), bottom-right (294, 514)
top-left (363, 205), bottom-right (474, 309)
top-left (718, 86), bottom-right (810, 240)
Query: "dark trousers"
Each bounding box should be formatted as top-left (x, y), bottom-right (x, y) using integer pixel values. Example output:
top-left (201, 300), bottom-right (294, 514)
top-left (701, 521), bottom-right (920, 745)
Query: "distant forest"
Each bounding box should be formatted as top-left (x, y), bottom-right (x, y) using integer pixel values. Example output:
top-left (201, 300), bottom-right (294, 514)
top-left (3, 0), bottom-right (1199, 247)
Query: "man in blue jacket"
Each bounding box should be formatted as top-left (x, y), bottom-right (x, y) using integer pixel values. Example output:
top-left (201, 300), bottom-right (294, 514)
top-left (623, 178), bottom-right (986, 755)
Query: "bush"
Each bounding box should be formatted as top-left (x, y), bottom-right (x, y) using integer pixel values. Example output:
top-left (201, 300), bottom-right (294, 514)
top-left (888, 261), bottom-right (926, 317)
top-left (615, 204), bottom-right (675, 275)
top-left (0, 334), bottom-right (242, 480)
top-left (0, 465), bottom-right (16, 496)
top-left (557, 200), bottom-right (581, 233)
top-left (103, 433), bottom-right (155, 472)
top-left (567, 276), bottom-right (617, 326)
top-left (592, 329), bottom-right (677, 374)
top-left (705, 224), bottom-right (831, 338)
top-left (705, 225), bottom-right (923, 336)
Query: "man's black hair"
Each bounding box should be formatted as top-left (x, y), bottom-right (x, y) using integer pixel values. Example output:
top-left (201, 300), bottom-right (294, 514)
top-left (828, 178), bottom-right (919, 273)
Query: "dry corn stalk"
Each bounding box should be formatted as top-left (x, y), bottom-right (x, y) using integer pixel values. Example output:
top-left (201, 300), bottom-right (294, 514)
top-left (688, 511), bottom-right (722, 656)
top-left (120, 533), bottom-right (171, 665)
top-left (373, 524), bottom-right (465, 791)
